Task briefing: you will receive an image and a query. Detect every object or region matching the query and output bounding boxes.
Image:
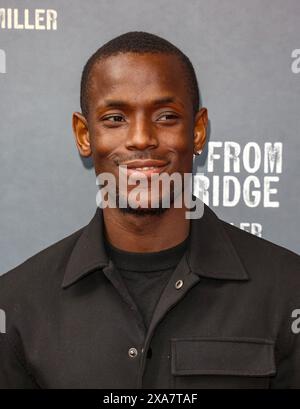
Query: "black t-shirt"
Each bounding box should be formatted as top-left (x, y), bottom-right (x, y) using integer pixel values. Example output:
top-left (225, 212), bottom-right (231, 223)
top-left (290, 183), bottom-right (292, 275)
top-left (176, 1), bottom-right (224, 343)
top-left (104, 235), bottom-right (189, 330)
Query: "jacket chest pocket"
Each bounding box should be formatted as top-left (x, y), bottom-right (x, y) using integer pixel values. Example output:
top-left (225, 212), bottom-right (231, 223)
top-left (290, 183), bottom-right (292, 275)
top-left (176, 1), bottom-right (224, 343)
top-left (170, 337), bottom-right (276, 389)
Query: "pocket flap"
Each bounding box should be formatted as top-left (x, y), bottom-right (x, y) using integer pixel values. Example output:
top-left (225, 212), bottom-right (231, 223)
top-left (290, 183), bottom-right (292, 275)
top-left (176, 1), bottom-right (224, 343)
top-left (171, 337), bottom-right (276, 377)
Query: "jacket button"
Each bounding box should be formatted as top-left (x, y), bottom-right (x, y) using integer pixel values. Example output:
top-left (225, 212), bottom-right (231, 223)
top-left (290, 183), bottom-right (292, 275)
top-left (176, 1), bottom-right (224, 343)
top-left (175, 279), bottom-right (184, 289)
top-left (128, 347), bottom-right (138, 358)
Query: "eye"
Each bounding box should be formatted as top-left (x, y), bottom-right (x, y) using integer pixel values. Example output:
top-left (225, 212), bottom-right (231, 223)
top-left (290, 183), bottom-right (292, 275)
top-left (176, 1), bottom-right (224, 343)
top-left (157, 112), bottom-right (179, 121)
top-left (102, 114), bottom-right (125, 122)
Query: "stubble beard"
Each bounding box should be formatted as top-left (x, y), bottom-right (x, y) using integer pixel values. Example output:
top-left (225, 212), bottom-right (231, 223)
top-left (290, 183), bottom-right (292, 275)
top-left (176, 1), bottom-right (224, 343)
top-left (115, 188), bottom-right (177, 217)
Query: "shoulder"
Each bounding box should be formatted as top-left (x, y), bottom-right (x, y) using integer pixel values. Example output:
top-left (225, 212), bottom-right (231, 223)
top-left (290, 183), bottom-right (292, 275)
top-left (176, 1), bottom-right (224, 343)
top-left (220, 217), bottom-right (300, 286)
top-left (0, 226), bottom-right (84, 303)
top-left (203, 202), bottom-right (300, 264)
top-left (221, 218), bottom-right (300, 262)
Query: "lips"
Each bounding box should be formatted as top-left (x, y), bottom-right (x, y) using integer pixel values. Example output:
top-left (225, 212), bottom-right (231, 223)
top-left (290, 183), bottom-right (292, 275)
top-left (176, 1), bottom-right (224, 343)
top-left (119, 159), bottom-right (169, 178)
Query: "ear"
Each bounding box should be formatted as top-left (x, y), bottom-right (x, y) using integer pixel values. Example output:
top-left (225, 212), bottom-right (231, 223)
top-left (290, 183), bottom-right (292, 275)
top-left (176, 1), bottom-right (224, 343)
top-left (72, 112), bottom-right (92, 157)
top-left (193, 107), bottom-right (208, 154)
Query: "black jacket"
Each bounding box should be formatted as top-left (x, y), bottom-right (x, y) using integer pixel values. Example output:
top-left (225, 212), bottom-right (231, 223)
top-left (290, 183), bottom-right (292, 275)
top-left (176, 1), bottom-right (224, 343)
top-left (0, 202), bottom-right (300, 389)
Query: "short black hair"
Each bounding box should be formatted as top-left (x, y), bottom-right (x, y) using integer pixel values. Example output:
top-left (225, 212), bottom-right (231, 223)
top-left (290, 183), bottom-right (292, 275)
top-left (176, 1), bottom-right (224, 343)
top-left (80, 31), bottom-right (200, 118)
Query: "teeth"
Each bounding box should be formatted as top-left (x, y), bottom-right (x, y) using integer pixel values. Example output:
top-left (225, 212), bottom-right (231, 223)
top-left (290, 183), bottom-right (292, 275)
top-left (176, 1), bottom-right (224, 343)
top-left (134, 167), bottom-right (156, 170)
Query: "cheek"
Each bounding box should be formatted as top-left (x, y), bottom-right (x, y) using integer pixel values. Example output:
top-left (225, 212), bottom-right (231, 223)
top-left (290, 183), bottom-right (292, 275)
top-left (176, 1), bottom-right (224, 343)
top-left (171, 136), bottom-right (193, 154)
top-left (165, 128), bottom-right (194, 173)
top-left (165, 130), bottom-right (194, 163)
top-left (90, 128), bottom-right (120, 158)
top-left (166, 122), bottom-right (194, 152)
top-left (89, 130), bottom-right (121, 175)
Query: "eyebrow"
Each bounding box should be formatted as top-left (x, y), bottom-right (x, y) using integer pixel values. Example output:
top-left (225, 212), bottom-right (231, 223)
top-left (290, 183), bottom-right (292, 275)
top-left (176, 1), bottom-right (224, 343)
top-left (102, 96), bottom-right (184, 109)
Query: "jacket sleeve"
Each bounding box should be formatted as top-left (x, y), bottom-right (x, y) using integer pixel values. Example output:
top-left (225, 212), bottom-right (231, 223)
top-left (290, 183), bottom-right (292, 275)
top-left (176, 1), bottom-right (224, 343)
top-left (271, 321), bottom-right (300, 388)
top-left (0, 332), bottom-right (38, 389)
top-left (0, 272), bottom-right (39, 389)
top-left (270, 253), bottom-right (300, 389)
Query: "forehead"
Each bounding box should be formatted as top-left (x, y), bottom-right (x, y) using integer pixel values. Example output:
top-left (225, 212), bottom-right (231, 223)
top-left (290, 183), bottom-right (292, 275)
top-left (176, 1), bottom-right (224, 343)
top-left (88, 53), bottom-right (191, 109)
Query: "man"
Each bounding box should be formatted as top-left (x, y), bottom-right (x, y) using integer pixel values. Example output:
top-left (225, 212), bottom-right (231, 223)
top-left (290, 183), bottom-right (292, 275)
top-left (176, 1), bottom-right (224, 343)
top-left (0, 31), bottom-right (299, 389)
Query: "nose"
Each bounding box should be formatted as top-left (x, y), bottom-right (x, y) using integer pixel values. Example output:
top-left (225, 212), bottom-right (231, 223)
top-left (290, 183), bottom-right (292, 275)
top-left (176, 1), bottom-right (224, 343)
top-left (125, 115), bottom-right (158, 151)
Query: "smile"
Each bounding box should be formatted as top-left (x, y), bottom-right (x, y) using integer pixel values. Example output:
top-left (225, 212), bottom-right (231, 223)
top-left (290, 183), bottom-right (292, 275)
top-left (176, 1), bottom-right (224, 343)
top-left (119, 159), bottom-right (169, 177)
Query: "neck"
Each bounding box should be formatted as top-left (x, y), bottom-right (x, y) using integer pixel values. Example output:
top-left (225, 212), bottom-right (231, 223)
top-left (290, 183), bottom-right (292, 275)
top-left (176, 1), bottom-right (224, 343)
top-left (103, 205), bottom-right (190, 253)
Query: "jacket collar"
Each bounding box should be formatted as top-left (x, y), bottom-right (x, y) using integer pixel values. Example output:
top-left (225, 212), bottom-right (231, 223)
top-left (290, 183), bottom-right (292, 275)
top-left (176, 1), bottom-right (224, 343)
top-left (186, 202), bottom-right (249, 281)
top-left (62, 199), bottom-right (248, 289)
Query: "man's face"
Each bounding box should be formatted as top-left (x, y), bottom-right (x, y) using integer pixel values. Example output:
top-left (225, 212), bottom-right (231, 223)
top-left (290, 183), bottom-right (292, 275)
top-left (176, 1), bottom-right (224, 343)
top-left (73, 52), bottom-right (207, 214)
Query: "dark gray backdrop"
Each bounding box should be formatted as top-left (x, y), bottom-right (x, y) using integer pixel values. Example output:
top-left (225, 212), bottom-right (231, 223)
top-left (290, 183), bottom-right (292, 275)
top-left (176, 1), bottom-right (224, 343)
top-left (1, 0), bottom-right (299, 275)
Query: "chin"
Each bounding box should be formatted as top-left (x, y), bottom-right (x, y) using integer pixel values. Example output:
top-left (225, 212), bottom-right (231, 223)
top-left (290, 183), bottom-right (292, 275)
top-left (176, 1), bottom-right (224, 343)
top-left (116, 193), bottom-right (174, 217)
top-left (118, 206), bottom-right (170, 217)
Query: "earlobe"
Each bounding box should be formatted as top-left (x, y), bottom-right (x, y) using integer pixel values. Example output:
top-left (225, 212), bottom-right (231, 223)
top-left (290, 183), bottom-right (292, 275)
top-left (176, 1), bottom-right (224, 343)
top-left (72, 112), bottom-right (92, 157)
